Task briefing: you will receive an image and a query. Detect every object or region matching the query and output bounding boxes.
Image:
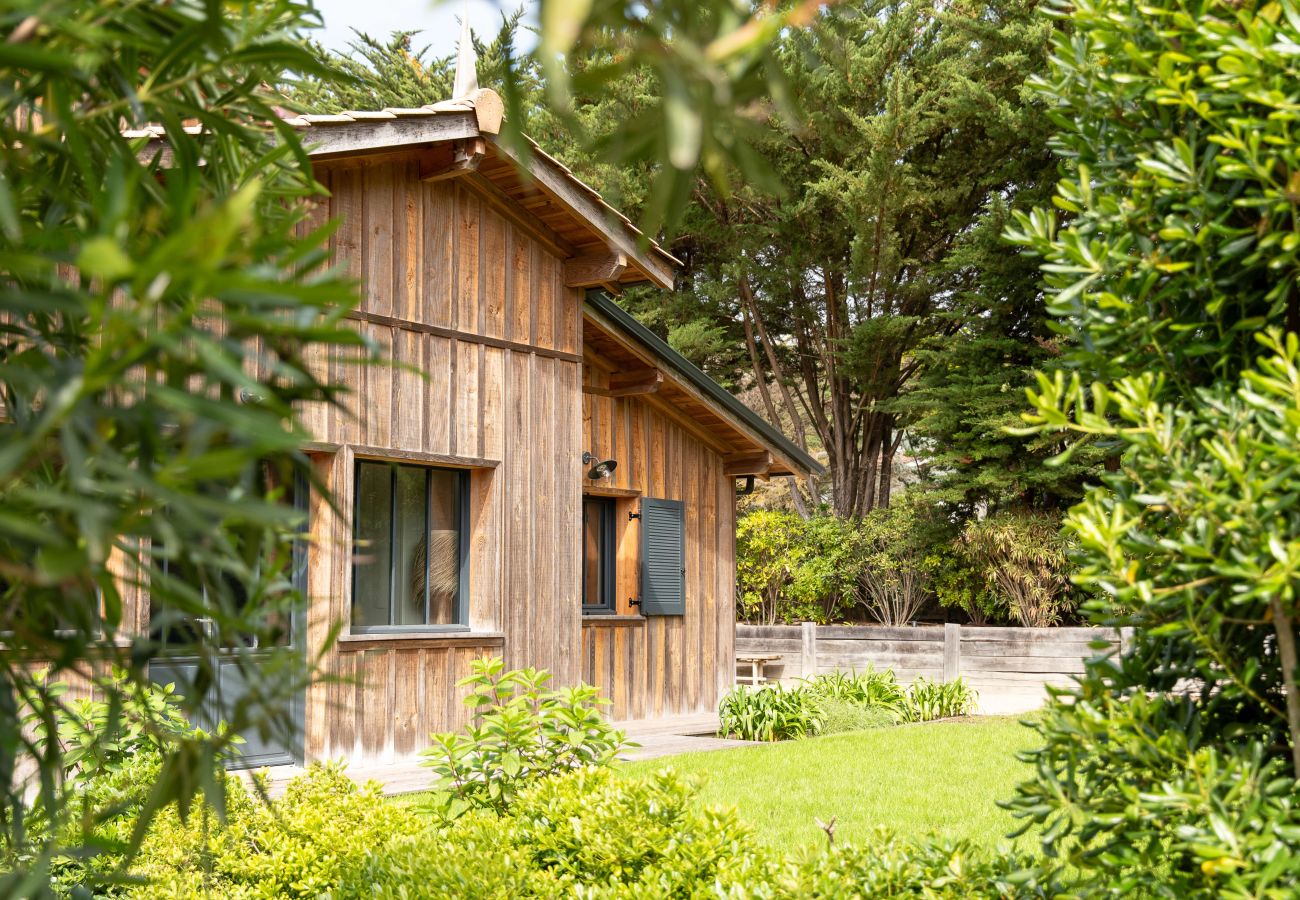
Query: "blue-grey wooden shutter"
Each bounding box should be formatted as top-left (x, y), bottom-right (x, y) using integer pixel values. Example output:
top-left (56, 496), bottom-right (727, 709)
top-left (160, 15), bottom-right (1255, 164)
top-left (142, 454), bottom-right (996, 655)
top-left (640, 498), bottom-right (685, 615)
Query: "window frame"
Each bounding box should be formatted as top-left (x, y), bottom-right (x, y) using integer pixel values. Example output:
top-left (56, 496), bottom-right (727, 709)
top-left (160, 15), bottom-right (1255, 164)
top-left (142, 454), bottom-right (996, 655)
top-left (581, 496), bottom-right (617, 615)
top-left (350, 459), bottom-right (471, 634)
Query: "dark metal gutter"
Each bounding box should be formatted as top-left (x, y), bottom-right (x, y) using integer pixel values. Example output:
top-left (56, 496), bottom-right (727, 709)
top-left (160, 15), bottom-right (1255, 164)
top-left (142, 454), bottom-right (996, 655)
top-left (586, 290), bottom-right (825, 478)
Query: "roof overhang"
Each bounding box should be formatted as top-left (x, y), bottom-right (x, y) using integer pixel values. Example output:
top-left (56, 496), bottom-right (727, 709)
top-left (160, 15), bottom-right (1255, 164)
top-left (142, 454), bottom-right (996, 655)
top-left (583, 290), bottom-right (824, 480)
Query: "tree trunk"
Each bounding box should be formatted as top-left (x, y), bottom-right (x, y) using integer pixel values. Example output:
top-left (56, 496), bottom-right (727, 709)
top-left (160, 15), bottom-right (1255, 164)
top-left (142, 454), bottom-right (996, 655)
top-left (1271, 596), bottom-right (1300, 778)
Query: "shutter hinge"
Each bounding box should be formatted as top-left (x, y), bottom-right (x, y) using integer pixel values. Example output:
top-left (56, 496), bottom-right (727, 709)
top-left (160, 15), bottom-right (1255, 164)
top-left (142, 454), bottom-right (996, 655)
top-left (628, 511), bottom-right (641, 521)
top-left (629, 597), bottom-right (641, 607)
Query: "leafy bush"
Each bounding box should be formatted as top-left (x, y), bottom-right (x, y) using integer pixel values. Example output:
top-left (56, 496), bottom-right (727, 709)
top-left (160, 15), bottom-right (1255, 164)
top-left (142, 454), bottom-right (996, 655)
top-left (128, 764), bottom-right (423, 899)
top-left (961, 512), bottom-right (1074, 627)
top-left (717, 684), bottom-right (825, 742)
top-left (419, 657), bottom-right (628, 821)
top-left (11, 675), bottom-right (223, 896)
top-left (736, 510), bottom-right (866, 624)
top-left (931, 541), bottom-right (1006, 625)
top-left (344, 768), bottom-right (769, 898)
top-left (904, 678), bottom-right (978, 722)
top-left (772, 832), bottom-right (1060, 898)
top-left (857, 494), bottom-right (944, 625)
top-left (1002, 0), bottom-right (1300, 890)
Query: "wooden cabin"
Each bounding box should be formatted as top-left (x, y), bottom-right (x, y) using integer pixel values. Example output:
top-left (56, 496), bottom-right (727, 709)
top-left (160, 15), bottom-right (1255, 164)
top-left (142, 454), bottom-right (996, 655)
top-left (129, 89), bottom-right (819, 767)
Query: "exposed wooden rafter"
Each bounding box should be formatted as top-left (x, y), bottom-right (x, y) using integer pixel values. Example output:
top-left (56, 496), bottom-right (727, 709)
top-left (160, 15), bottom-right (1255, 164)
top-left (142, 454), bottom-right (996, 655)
top-left (420, 137), bottom-right (486, 182)
top-left (565, 252), bottom-right (628, 289)
top-left (724, 451), bottom-right (773, 476)
top-left (486, 135), bottom-right (678, 290)
top-left (608, 367), bottom-right (663, 397)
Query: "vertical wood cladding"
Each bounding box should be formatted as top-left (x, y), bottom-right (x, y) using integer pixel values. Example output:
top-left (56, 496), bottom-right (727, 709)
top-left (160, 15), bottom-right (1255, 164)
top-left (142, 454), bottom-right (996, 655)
top-left (578, 364), bottom-right (737, 723)
top-left (302, 156), bottom-right (583, 761)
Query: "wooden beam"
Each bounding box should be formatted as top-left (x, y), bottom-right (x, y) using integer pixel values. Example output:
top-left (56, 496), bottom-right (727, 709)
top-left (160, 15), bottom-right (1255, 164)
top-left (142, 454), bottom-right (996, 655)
top-left (485, 134), bottom-right (678, 289)
top-left (723, 451), bottom-right (773, 476)
top-left (565, 252), bottom-right (628, 288)
top-left (420, 137), bottom-right (486, 182)
top-left (303, 112), bottom-right (480, 160)
top-left (460, 171), bottom-right (576, 259)
top-left (583, 305), bottom-right (809, 475)
top-left (608, 367), bottom-right (662, 397)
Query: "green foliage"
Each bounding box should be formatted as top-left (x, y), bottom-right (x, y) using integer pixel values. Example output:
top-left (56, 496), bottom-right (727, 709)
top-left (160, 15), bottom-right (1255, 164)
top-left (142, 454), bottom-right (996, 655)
top-left (816, 700), bottom-right (899, 735)
top-left (128, 763), bottom-right (423, 899)
top-left (719, 669), bottom-right (974, 741)
top-left (346, 768), bottom-right (768, 898)
top-left (354, 766), bottom-right (1060, 898)
top-left (735, 510), bottom-right (866, 624)
top-left (1004, 0), bottom-right (1300, 890)
top-left (717, 684), bottom-right (825, 743)
top-left (904, 678), bottom-right (978, 723)
top-left (771, 835), bottom-right (1060, 898)
top-left (418, 657), bottom-right (628, 822)
top-left (931, 545), bottom-right (1005, 625)
top-left (961, 512), bottom-right (1076, 627)
top-left (0, 0), bottom-right (360, 889)
top-left (290, 15), bottom-right (536, 115)
top-left (857, 493), bottom-right (945, 626)
top-left (799, 668), bottom-right (910, 722)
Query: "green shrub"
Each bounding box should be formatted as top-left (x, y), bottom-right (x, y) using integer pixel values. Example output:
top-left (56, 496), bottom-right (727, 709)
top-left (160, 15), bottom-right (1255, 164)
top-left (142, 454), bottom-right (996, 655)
top-left (817, 699), bottom-right (898, 735)
top-left (961, 512), bottom-right (1074, 627)
top-left (905, 678), bottom-right (978, 722)
top-left (736, 510), bottom-right (867, 624)
top-left (129, 763), bottom-right (423, 898)
top-left (773, 833), bottom-right (1061, 898)
top-left (342, 767), bottom-right (770, 898)
top-left (857, 493), bottom-right (946, 626)
top-left (718, 684), bottom-right (824, 742)
top-left (418, 656), bottom-right (628, 822)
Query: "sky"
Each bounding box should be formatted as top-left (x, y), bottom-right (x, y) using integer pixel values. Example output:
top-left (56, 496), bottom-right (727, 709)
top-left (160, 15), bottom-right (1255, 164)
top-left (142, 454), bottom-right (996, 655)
top-left (309, 0), bottom-right (535, 56)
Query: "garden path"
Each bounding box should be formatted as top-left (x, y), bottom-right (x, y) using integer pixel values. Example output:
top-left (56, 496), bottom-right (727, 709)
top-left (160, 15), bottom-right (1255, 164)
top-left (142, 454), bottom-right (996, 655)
top-left (240, 712), bottom-right (755, 798)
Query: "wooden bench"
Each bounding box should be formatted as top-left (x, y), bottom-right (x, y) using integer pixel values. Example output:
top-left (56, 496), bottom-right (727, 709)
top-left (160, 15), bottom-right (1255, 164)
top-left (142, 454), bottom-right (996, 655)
top-left (736, 654), bottom-right (782, 686)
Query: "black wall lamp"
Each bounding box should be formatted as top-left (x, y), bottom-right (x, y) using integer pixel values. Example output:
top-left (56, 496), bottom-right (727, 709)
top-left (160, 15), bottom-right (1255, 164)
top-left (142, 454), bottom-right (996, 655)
top-left (582, 451), bottom-right (618, 480)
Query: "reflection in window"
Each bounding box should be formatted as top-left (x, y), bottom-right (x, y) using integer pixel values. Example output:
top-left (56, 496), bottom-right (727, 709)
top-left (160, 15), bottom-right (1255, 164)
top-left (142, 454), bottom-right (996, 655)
top-left (352, 461), bottom-right (467, 630)
top-left (582, 497), bottom-right (615, 613)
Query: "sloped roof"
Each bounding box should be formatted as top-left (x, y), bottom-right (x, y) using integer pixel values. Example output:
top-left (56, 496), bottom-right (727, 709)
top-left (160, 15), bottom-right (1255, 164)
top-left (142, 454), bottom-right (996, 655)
top-left (124, 90), bottom-right (679, 287)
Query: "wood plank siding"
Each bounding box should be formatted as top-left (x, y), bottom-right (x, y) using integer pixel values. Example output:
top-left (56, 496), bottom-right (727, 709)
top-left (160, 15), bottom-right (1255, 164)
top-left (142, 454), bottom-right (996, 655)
top-left (578, 355), bottom-right (736, 723)
top-left (302, 154), bottom-right (585, 761)
top-left (113, 138), bottom-right (773, 765)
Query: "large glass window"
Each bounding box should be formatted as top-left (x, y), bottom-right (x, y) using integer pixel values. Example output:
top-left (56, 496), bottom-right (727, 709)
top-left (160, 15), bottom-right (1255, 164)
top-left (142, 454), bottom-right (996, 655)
top-left (582, 497), bottom-right (616, 613)
top-left (352, 460), bottom-right (468, 631)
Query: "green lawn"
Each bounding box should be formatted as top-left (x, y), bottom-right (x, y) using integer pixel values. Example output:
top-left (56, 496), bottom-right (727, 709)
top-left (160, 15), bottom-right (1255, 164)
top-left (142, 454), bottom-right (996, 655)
top-left (620, 716), bottom-right (1039, 852)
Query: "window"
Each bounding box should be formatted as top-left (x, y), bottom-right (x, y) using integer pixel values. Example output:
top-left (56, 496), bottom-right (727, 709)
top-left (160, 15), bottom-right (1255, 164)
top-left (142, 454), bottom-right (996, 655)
top-left (582, 497), bottom-right (616, 613)
top-left (150, 469), bottom-right (307, 651)
top-left (352, 460), bottom-right (468, 631)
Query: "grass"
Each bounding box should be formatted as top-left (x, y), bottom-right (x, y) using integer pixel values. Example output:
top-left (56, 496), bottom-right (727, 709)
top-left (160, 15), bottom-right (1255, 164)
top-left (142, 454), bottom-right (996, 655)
top-left (620, 716), bottom-right (1039, 852)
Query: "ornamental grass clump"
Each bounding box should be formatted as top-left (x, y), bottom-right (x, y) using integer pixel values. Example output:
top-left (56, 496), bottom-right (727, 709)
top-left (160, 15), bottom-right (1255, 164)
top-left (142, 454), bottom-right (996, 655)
top-left (717, 683), bottom-right (825, 742)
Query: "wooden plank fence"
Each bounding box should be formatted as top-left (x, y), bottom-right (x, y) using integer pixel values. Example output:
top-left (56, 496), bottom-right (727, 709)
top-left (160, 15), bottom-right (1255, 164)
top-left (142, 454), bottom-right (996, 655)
top-left (736, 623), bottom-right (1126, 714)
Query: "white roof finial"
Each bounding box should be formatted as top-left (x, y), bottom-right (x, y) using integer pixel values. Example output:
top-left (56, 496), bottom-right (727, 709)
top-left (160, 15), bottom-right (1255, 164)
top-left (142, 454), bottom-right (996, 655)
top-left (452, 3), bottom-right (479, 100)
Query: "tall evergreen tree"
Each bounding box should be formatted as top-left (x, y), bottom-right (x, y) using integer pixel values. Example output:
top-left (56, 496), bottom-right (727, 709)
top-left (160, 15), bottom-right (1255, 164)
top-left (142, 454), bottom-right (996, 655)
top-left (601, 0), bottom-right (1059, 517)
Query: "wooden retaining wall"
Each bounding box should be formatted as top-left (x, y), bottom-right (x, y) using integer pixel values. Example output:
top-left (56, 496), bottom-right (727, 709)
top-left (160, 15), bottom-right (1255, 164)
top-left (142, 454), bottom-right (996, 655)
top-left (736, 623), bottom-right (1125, 714)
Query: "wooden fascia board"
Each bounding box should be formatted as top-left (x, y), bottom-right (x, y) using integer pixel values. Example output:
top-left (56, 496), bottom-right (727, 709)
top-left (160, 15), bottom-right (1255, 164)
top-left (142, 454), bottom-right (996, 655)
top-left (302, 112), bottom-right (480, 160)
top-left (485, 135), bottom-right (676, 289)
top-left (135, 112), bottom-right (482, 168)
top-left (583, 306), bottom-right (806, 474)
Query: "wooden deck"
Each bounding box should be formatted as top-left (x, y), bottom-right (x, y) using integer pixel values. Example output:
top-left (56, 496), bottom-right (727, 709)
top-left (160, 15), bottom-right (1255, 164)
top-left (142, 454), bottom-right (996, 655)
top-left (240, 712), bottom-right (754, 798)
